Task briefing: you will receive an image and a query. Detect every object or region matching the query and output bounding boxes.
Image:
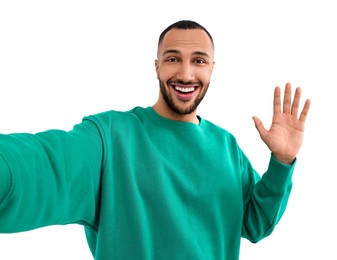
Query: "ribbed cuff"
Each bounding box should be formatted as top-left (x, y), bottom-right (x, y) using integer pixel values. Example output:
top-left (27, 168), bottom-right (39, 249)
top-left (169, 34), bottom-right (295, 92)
top-left (262, 154), bottom-right (296, 193)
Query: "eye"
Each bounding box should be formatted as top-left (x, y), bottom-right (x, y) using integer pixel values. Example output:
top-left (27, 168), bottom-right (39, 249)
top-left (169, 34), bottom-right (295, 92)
top-left (166, 57), bottom-right (179, 63)
top-left (194, 58), bottom-right (206, 64)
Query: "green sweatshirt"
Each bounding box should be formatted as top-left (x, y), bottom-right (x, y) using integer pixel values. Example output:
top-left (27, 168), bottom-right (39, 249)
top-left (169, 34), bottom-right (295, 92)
top-left (0, 106), bottom-right (295, 260)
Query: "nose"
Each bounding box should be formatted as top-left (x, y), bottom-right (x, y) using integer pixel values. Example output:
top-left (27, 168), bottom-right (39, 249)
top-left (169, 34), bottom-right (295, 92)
top-left (176, 62), bottom-right (195, 82)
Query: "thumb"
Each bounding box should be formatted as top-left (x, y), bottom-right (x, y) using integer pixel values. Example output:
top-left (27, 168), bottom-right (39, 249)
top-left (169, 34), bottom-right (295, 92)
top-left (252, 116), bottom-right (267, 138)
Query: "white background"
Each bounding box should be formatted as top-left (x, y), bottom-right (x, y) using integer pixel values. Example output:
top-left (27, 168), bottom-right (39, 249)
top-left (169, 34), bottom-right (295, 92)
top-left (0, 0), bottom-right (336, 259)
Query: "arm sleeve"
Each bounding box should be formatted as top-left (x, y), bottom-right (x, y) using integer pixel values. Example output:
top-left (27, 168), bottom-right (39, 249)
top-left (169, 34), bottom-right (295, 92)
top-left (0, 119), bottom-right (103, 233)
top-left (241, 153), bottom-right (295, 243)
top-left (0, 158), bottom-right (11, 205)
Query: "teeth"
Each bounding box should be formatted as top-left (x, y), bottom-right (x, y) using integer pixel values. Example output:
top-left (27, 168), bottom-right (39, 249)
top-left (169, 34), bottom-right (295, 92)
top-left (175, 86), bottom-right (195, 93)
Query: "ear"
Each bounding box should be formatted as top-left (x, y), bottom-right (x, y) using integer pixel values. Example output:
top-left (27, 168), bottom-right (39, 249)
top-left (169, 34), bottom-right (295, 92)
top-left (155, 59), bottom-right (159, 79)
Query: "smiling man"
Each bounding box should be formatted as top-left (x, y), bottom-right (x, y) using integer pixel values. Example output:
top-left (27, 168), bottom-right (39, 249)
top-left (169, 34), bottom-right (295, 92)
top-left (0, 20), bottom-right (311, 259)
top-left (153, 25), bottom-right (214, 124)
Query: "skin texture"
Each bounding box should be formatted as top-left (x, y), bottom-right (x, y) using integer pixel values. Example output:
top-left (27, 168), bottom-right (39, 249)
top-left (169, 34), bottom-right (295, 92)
top-left (153, 28), bottom-right (214, 124)
top-left (153, 27), bottom-right (311, 164)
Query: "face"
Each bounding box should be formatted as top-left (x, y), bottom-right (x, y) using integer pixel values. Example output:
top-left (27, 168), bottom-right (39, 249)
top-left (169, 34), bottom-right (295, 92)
top-left (154, 28), bottom-right (214, 122)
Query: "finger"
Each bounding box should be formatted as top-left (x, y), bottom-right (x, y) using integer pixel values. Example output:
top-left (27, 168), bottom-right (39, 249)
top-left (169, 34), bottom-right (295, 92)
top-left (273, 86), bottom-right (281, 115)
top-left (299, 99), bottom-right (311, 123)
top-left (283, 82), bottom-right (292, 114)
top-left (252, 116), bottom-right (267, 137)
top-left (291, 87), bottom-right (302, 117)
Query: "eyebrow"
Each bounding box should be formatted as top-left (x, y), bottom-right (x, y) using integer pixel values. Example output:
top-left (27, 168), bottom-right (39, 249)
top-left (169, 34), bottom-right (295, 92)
top-left (162, 49), bottom-right (211, 59)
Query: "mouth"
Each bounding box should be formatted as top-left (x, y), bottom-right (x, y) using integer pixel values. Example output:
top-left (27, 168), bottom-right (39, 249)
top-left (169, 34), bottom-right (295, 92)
top-left (170, 82), bottom-right (200, 100)
top-left (174, 86), bottom-right (196, 93)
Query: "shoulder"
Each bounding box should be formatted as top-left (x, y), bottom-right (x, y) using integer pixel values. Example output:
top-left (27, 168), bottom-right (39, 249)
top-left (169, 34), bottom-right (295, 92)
top-left (83, 106), bottom-right (145, 126)
top-left (77, 107), bottom-right (147, 142)
top-left (200, 117), bottom-right (244, 153)
top-left (201, 117), bottom-right (236, 140)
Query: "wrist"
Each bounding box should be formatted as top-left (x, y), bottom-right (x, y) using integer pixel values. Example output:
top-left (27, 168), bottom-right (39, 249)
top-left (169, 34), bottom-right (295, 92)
top-left (272, 153), bottom-right (295, 165)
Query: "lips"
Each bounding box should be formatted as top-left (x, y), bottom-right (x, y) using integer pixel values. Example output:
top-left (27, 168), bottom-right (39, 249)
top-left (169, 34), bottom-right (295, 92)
top-left (174, 86), bottom-right (195, 93)
top-left (170, 82), bottom-right (200, 100)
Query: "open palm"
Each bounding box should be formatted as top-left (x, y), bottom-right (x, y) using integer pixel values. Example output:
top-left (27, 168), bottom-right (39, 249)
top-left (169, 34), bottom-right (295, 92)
top-left (252, 83), bottom-right (311, 164)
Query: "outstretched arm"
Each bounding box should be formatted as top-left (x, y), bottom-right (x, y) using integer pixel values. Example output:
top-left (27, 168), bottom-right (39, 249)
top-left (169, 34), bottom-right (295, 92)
top-left (252, 82), bottom-right (311, 164)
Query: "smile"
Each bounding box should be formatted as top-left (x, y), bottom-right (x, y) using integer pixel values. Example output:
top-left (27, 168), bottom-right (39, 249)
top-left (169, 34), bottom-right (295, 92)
top-left (174, 86), bottom-right (195, 93)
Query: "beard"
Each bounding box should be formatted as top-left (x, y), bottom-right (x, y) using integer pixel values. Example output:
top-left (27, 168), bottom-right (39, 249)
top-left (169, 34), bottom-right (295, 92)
top-left (159, 79), bottom-right (209, 115)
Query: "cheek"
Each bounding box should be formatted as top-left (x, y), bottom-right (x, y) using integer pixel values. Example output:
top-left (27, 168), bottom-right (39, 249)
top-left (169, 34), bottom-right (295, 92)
top-left (199, 70), bottom-right (212, 84)
top-left (157, 67), bottom-right (174, 81)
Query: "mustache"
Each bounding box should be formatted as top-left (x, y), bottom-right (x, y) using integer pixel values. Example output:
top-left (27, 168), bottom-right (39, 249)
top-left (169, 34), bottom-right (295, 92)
top-left (168, 80), bottom-right (202, 85)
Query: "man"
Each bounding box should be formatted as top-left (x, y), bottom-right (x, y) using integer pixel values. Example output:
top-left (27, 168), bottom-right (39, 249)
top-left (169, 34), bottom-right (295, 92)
top-left (0, 20), bottom-right (310, 259)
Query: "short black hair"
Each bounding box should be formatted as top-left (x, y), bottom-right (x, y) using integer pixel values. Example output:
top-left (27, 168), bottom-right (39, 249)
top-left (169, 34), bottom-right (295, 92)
top-left (157, 20), bottom-right (214, 50)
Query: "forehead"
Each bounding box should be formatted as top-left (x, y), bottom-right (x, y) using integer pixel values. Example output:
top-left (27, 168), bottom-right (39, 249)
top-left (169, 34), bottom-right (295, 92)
top-left (158, 29), bottom-right (214, 58)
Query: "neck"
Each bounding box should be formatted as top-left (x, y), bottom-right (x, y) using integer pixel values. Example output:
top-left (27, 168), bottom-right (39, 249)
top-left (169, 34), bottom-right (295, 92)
top-left (152, 102), bottom-right (200, 125)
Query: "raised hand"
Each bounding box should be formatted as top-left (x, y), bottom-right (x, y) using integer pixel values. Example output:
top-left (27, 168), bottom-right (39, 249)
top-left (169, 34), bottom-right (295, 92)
top-left (252, 82), bottom-right (311, 164)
